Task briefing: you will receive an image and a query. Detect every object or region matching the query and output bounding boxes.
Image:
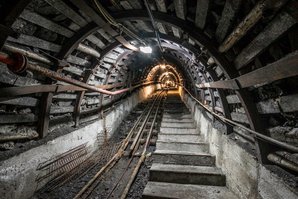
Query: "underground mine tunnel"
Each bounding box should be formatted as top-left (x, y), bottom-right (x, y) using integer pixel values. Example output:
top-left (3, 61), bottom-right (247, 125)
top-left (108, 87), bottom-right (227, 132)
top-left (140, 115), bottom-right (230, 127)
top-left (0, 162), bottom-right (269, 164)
top-left (0, 0), bottom-right (298, 198)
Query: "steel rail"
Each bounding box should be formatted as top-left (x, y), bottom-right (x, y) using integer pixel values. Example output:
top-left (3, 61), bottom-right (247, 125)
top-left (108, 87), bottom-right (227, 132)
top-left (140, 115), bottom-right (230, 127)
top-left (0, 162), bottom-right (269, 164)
top-left (105, 91), bottom-right (164, 199)
top-left (73, 92), bottom-right (163, 199)
top-left (128, 91), bottom-right (163, 156)
top-left (182, 86), bottom-right (298, 153)
top-left (120, 91), bottom-right (165, 199)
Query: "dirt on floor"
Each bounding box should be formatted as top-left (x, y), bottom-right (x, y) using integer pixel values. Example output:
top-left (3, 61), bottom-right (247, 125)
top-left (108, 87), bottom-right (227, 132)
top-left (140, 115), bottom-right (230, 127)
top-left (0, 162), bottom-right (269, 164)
top-left (33, 101), bottom-right (158, 199)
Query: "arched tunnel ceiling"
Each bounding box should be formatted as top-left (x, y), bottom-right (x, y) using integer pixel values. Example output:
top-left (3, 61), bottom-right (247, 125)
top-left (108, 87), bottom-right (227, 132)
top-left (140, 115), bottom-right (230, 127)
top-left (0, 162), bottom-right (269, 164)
top-left (0, 0), bottom-right (298, 167)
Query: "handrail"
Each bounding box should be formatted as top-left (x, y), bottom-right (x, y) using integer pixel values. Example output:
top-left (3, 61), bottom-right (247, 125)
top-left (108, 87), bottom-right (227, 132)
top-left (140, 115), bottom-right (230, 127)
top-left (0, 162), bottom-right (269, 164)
top-left (181, 86), bottom-right (298, 153)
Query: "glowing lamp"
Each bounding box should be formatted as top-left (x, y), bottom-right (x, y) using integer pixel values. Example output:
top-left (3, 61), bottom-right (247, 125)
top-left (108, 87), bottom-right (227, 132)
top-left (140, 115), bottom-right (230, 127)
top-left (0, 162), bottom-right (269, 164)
top-left (139, 46), bottom-right (152, 53)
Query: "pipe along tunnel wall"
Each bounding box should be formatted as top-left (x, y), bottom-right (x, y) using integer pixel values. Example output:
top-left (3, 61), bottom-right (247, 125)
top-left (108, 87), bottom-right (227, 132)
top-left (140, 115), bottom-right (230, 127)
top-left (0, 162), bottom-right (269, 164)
top-left (181, 89), bottom-right (298, 199)
top-left (0, 84), bottom-right (157, 199)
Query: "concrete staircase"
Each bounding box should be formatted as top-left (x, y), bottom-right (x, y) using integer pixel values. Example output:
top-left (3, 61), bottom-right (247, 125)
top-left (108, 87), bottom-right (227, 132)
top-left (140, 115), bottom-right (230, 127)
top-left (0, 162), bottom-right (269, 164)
top-left (143, 91), bottom-right (238, 199)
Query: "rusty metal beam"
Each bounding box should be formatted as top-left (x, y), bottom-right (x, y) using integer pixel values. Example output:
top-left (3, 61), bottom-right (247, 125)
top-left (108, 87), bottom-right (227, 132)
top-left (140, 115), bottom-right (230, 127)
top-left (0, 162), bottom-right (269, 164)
top-left (38, 93), bottom-right (52, 138)
top-left (205, 68), bottom-right (233, 134)
top-left (74, 69), bottom-right (93, 127)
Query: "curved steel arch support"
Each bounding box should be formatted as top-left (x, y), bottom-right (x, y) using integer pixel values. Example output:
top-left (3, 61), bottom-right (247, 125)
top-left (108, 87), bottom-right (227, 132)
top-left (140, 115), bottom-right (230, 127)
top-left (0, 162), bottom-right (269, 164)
top-left (111, 10), bottom-right (267, 163)
top-left (205, 68), bottom-right (233, 135)
top-left (57, 22), bottom-right (99, 59)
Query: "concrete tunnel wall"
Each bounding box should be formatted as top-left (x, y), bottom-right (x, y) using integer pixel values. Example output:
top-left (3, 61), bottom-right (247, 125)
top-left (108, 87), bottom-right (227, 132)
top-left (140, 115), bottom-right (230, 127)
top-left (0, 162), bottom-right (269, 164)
top-left (181, 89), bottom-right (297, 199)
top-left (0, 84), bottom-right (157, 199)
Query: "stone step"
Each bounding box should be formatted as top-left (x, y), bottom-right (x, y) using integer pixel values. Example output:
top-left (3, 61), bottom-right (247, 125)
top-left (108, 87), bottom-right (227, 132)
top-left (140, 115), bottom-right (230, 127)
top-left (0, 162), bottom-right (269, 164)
top-left (153, 150), bottom-right (215, 166)
top-left (163, 113), bottom-right (192, 119)
top-left (158, 134), bottom-right (202, 143)
top-left (162, 118), bottom-right (193, 123)
top-left (160, 127), bottom-right (198, 135)
top-left (143, 182), bottom-right (239, 199)
top-left (156, 141), bottom-right (209, 153)
top-left (149, 164), bottom-right (226, 186)
top-left (161, 122), bottom-right (195, 128)
top-left (164, 111), bottom-right (190, 115)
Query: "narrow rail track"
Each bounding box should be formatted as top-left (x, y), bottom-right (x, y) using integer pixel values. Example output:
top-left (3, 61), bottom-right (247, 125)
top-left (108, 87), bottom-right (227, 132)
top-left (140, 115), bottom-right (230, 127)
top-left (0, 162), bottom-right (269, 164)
top-left (73, 90), bottom-right (166, 199)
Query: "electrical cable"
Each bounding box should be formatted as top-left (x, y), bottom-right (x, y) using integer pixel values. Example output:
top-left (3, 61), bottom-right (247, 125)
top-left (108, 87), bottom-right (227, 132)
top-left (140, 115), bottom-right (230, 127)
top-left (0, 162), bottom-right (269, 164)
top-left (93, 0), bottom-right (147, 46)
top-left (143, 0), bottom-right (164, 53)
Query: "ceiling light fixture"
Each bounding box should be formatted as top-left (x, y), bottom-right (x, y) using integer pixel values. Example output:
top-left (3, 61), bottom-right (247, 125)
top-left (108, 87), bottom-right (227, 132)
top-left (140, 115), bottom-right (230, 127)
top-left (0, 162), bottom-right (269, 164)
top-left (139, 46), bottom-right (152, 54)
top-left (160, 64), bottom-right (166, 69)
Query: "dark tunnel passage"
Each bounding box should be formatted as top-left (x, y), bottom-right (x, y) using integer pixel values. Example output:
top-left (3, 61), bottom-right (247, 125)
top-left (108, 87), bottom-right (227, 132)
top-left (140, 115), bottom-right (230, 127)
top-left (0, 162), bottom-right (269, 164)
top-left (0, 0), bottom-right (297, 198)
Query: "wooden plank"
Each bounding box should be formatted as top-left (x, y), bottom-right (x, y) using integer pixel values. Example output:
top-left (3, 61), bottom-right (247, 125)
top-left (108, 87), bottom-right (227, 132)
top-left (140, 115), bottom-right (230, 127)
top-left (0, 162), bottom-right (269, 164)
top-left (0, 66), bottom-right (41, 86)
top-left (257, 99), bottom-right (280, 114)
top-left (234, 11), bottom-right (296, 69)
top-left (195, 0), bottom-right (210, 29)
top-left (231, 112), bottom-right (249, 124)
top-left (50, 106), bottom-right (74, 114)
top-left (196, 79), bottom-right (240, 89)
top-left (128, 0), bottom-right (143, 9)
top-left (0, 85), bottom-right (85, 97)
top-left (66, 55), bottom-right (91, 67)
top-left (69, 0), bottom-right (118, 37)
top-left (63, 65), bottom-right (84, 76)
top-left (174, 0), bottom-right (186, 20)
top-left (257, 94), bottom-right (298, 114)
top-left (215, 0), bottom-right (243, 42)
top-left (237, 51), bottom-right (298, 87)
top-left (93, 72), bottom-right (106, 79)
top-left (0, 129), bottom-right (38, 142)
top-left (77, 43), bottom-right (101, 58)
top-left (226, 95), bottom-right (241, 104)
top-left (218, 0), bottom-right (289, 53)
top-left (45, 0), bottom-right (88, 27)
top-left (97, 29), bottom-right (114, 43)
top-left (218, 0), bottom-right (266, 52)
top-left (155, 0), bottom-right (167, 13)
top-left (86, 35), bottom-right (106, 49)
top-left (0, 97), bottom-right (38, 107)
top-left (53, 93), bottom-right (77, 100)
top-left (172, 27), bottom-right (181, 38)
top-left (7, 34), bottom-right (61, 52)
top-left (103, 57), bottom-right (116, 64)
top-left (156, 22), bottom-right (167, 34)
top-left (0, 113), bottom-right (37, 124)
top-left (197, 51), bottom-right (298, 89)
top-left (20, 9), bottom-right (74, 37)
